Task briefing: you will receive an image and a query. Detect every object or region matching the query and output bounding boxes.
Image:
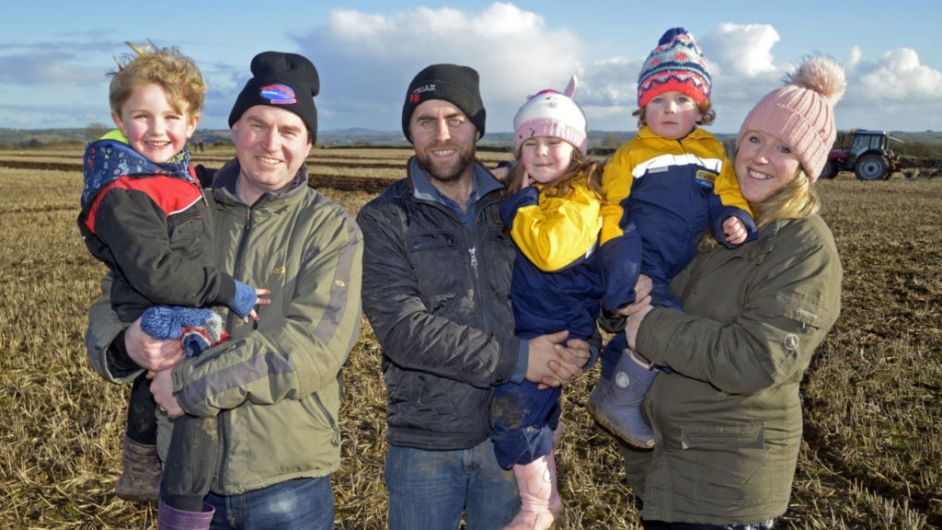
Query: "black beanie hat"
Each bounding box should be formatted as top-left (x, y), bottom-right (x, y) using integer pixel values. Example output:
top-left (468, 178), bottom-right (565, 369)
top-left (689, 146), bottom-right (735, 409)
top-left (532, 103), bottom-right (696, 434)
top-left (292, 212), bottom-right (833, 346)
top-left (401, 64), bottom-right (486, 142)
top-left (228, 51), bottom-right (319, 143)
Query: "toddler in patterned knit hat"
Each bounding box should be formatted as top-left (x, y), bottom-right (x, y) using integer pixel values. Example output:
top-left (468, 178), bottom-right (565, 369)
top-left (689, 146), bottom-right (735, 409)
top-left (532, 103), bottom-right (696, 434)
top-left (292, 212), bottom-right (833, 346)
top-left (587, 28), bottom-right (757, 448)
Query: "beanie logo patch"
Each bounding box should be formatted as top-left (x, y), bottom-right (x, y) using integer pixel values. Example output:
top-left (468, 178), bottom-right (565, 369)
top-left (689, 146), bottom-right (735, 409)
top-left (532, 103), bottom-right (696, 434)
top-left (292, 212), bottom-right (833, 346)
top-left (260, 84), bottom-right (297, 105)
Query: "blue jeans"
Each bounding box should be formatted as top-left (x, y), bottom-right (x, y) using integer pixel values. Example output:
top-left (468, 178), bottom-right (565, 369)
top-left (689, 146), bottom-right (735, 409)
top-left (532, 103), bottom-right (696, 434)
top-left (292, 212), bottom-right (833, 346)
top-left (385, 440), bottom-right (519, 530)
top-left (204, 476), bottom-right (334, 529)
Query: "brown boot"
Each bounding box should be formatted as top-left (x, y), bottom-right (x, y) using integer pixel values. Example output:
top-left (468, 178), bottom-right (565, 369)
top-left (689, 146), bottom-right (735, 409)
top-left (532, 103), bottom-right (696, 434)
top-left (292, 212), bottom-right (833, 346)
top-left (115, 435), bottom-right (161, 503)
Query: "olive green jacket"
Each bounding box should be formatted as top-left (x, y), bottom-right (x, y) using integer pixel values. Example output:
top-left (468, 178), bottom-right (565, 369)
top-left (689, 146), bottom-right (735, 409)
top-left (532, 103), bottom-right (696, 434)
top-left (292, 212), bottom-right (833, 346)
top-left (622, 214), bottom-right (841, 524)
top-left (86, 160), bottom-right (363, 494)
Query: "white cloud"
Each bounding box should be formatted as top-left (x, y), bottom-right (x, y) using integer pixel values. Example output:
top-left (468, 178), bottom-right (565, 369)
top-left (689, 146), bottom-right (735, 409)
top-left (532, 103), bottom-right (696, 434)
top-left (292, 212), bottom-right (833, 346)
top-left (294, 3), bottom-right (584, 131)
top-left (699, 23), bottom-right (780, 78)
top-left (853, 47), bottom-right (942, 101)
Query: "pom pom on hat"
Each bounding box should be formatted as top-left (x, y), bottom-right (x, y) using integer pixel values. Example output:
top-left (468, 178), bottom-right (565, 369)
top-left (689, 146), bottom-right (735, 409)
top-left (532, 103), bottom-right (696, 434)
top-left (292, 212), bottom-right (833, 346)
top-left (737, 56), bottom-right (846, 181)
top-left (637, 27), bottom-right (712, 108)
top-left (513, 75), bottom-right (588, 155)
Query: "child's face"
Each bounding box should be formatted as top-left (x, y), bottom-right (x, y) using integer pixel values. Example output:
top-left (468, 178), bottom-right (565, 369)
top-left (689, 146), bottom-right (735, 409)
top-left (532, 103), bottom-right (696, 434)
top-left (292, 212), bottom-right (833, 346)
top-left (644, 91), bottom-right (701, 140)
top-left (520, 136), bottom-right (575, 184)
top-left (112, 82), bottom-right (198, 164)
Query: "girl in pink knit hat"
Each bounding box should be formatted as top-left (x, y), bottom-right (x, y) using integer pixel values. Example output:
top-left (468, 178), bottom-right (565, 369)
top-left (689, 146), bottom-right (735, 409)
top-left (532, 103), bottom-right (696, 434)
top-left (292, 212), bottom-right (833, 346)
top-left (588, 27), bottom-right (758, 449)
top-left (491, 75), bottom-right (604, 530)
top-left (618, 55), bottom-right (846, 528)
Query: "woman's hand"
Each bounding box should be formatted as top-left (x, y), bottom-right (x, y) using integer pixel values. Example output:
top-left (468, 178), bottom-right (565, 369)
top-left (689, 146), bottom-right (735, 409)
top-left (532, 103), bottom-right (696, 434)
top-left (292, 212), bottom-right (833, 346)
top-left (625, 304), bottom-right (654, 351)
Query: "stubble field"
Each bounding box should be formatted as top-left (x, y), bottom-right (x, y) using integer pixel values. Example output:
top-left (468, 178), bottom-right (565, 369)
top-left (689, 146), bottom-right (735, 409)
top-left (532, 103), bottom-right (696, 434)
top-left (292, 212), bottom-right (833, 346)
top-left (0, 147), bottom-right (939, 529)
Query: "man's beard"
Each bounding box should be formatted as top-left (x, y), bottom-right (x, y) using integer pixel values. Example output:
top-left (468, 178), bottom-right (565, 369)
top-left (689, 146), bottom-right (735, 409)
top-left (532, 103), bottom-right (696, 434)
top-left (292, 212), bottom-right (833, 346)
top-left (416, 143), bottom-right (475, 183)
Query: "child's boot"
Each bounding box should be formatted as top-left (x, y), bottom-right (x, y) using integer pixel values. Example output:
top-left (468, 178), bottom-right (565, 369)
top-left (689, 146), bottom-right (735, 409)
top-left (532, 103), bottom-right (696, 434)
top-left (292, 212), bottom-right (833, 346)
top-left (586, 349), bottom-right (656, 448)
top-left (503, 455), bottom-right (562, 530)
top-left (158, 498), bottom-right (215, 530)
top-left (115, 435), bottom-right (161, 503)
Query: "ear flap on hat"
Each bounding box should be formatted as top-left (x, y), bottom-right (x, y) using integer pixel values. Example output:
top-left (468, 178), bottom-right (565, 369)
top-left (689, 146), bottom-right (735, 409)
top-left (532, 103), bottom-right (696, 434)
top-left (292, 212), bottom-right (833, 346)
top-left (563, 75), bottom-right (577, 98)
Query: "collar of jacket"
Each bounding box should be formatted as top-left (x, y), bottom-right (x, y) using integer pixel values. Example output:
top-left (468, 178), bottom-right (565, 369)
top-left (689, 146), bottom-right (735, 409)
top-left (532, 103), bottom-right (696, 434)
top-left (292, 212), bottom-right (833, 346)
top-left (211, 158), bottom-right (310, 206)
top-left (81, 134), bottom-right (194, 207)
top-left (406, 156), bottom-right (504, 208)
top-left (636, 124), bottom-right (713, 143)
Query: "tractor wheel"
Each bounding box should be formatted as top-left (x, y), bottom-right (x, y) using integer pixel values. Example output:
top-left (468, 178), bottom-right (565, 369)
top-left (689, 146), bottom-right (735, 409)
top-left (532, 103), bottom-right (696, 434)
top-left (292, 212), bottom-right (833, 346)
top-left (818, 161), bottom-right (837, 180)
top-left (855, 154), bottom-right (888, 181)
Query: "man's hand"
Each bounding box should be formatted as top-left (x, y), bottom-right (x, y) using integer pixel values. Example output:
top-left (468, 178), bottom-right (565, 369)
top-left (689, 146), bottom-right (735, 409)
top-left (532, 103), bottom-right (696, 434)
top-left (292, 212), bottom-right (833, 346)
top-left (149, 369), bottom-right (184, 419)
top-left (539, 337), bottom-right (591, 388)
top-left (527, 331), bottom-right (590, 388)
top-left (125, 317), bottom-right (184, 371)
top-left (723, 217), bottom-right (748, 246)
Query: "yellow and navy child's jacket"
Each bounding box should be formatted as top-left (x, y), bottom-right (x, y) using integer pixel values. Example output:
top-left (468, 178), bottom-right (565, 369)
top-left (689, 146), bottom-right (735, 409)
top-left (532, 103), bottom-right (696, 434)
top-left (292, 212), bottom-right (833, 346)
top-left (499, 179), bottom-right (605, 340)
top-left (599, 125), bottom-right (756, 311)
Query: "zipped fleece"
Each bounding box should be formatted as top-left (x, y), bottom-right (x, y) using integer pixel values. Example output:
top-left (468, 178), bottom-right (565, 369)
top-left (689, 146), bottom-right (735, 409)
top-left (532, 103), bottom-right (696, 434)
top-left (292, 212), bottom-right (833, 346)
top-left (357, 158), bottom-right (522, 451)
top-left (599, 126), bottom-right (756, 310)
top-left (86, 159), bottom-right (363, 495)
top-left (622, 215), bottom-right (842, 524)
top-left (499, 180), bottom-right (605, 340)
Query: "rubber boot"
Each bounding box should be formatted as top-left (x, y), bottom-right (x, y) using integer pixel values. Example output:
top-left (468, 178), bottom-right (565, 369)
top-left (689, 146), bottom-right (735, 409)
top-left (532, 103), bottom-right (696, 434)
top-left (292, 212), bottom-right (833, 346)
top-left (115, 435), bottom-right (161, 503)
top-left (586, 349), bottom-right (656, 448)
top-left (503, 455), bottom-right (562, 530)
top-left (158, 498), bottom-right (215, 530)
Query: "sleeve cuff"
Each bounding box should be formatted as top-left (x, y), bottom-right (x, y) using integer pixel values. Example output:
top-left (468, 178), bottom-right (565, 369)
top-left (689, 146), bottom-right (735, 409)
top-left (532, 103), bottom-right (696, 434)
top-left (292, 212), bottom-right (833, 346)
top-left (509, 339), bottom-right (529, 384)
top-left (106, 329), bottom-right (141, 375)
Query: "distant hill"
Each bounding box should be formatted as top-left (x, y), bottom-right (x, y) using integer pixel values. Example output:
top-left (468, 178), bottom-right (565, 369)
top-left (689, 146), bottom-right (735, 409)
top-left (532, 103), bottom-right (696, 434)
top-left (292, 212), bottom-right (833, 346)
top-left (2, 127), bottom-right (941, 153)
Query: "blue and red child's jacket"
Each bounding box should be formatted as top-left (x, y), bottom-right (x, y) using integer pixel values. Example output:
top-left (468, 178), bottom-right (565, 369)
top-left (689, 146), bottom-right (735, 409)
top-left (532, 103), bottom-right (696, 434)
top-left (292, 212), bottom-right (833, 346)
top-left (77, 131), bottom-right (237, 322)
top-left (499, 179), bottom-right (605, 341)
top-left (599, 125), bottom-right (756, 310)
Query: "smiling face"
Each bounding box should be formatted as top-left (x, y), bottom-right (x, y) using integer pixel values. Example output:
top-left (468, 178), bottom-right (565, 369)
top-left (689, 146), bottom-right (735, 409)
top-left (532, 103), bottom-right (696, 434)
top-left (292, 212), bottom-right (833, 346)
top-left (230, 105), bottom-right (312, 204)
top-left (735, 129), bottom-right (802, 204)
top-left (112, 82), bottom-right (198, 164)
top-left (519, 136), bottom-right (575, 185)
top-left (408, 99), bottom-right (478, 184)
top-left (643, 90), bottom-right (701, 140)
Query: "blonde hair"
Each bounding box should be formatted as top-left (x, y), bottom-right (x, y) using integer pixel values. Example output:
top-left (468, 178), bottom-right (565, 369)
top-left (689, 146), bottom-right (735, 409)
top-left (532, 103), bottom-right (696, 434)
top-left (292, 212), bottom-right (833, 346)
top-left (109, 42), bottom-right (205, 117)
top-left (632, 102), bottom-right (715, 129)
top-left (504, 147), bottom-right (605, 201)
top-left (699, 167), bottom-right (818, 252)
top-left (751, 168), bottom-right (819, 228)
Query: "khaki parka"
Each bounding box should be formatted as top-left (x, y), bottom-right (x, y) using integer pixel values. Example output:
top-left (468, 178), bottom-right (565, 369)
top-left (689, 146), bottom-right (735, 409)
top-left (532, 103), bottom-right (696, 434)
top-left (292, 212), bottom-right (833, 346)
top-left (86, 160), bottom-right (363, 494)
top-left (622, 214), bottom-right (842, 524)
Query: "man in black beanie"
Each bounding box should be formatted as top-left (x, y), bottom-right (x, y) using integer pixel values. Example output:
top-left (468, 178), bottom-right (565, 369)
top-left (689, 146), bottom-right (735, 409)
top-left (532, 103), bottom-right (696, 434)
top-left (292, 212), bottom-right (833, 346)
top-left (85, 50), bottom-right (363, 530)
top-left (358, 64), bottom-right (591, 530)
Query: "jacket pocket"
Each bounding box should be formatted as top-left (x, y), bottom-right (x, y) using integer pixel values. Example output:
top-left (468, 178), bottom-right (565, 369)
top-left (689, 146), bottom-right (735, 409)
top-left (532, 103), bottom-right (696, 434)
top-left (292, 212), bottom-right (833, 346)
top-left (680, 423), bottom-right (774, 506)
top-left (301, 392), bottom-right (341, 447)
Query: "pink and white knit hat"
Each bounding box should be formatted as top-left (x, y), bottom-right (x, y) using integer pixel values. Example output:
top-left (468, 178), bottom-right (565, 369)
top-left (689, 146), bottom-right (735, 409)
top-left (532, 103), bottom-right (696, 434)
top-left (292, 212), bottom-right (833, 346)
top-left (513, 75), bottom-right (588, 155)
top-left (737, 56), bottom-right (846, 181)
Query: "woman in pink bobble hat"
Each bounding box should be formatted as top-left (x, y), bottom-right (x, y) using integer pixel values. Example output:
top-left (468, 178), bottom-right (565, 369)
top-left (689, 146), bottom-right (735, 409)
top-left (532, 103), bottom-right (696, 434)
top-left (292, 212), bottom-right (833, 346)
top-left (615, 56), bottom-right (846, 529)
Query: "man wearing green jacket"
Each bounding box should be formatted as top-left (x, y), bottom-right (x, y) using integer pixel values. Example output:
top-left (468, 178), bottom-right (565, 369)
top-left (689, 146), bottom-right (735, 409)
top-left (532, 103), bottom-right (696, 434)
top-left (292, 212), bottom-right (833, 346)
top-left (85, 51), bottom-right (363, 530)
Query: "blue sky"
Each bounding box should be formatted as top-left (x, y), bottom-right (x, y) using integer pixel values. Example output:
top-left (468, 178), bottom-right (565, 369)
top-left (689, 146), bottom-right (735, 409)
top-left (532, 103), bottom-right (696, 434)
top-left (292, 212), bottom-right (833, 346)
top-left (3, 1), bottom-right (941, 134)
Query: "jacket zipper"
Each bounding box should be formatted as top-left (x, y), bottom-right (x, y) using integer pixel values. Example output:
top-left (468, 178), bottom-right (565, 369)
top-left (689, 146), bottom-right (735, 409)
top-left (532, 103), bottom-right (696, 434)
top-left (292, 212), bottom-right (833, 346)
top-left (218, 203), bottom-right (254, 491)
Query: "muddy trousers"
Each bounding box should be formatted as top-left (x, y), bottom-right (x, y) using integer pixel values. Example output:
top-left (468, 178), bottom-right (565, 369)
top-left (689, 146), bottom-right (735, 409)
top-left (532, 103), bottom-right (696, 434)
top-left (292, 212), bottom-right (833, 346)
top-left (490, 380), bottom-right (562, 469)
top-left (162, 414), bottom-right (219, 512)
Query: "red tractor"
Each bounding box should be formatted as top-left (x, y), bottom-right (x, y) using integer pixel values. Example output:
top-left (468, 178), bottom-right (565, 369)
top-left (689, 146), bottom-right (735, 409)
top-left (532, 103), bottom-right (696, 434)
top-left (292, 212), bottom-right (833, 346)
top-left (818, 129), bottom-right (899, 181)
top-left (819, 129), bottom-right (942, 181)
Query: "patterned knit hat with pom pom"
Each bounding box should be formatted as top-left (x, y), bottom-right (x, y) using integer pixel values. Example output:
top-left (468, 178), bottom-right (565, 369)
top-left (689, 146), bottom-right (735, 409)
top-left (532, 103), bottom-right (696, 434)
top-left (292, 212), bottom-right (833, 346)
top-left (737, 56), bottom-right (846, 181)
top-left (637, 27), bottom-right (712, 108)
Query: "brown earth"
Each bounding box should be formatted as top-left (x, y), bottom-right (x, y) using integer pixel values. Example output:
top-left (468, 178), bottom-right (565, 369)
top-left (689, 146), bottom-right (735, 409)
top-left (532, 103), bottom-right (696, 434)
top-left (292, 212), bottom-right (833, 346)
top-left (0, 153), bottom-right (938, 528)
